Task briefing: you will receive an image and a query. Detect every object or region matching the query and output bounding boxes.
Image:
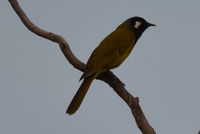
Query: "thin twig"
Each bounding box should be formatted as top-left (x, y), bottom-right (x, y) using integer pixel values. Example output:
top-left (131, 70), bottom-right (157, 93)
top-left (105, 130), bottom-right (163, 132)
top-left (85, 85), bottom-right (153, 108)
top-left (8, 0), bottom-right (156, 133)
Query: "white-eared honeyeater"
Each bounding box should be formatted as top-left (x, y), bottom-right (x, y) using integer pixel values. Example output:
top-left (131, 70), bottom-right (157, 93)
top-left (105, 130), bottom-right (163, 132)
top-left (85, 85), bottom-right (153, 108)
top-left (67, 16), bottom-right (155, 115)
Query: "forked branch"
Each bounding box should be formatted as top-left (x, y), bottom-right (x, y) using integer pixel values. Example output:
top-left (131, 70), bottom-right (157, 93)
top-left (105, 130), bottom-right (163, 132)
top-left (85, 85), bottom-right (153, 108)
top-left (8, 0), bottom-right (156, 134)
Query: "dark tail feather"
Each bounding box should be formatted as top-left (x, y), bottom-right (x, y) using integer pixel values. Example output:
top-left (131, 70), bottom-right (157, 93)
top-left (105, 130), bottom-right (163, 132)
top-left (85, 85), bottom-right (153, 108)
top-left (66, 75), bottom-right (95, 115)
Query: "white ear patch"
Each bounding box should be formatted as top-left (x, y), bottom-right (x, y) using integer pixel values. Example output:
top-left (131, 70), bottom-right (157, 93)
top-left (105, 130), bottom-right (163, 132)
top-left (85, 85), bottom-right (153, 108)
top-left (134, 21), bottom-right (142, 29)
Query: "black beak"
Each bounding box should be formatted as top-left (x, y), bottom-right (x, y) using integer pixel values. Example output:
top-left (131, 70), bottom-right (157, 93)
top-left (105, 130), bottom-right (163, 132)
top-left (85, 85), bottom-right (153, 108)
top-left (148, 22), bottom-right (156, 27)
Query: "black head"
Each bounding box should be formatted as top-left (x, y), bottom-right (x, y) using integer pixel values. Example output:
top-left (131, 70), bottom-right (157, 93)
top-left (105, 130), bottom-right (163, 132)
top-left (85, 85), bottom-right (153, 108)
top-left (124, 16), bottom-right (155, 40)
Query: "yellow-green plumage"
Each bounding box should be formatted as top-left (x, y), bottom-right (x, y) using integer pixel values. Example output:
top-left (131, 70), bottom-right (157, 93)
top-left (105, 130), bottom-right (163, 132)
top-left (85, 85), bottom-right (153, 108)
top-left (81, 23), bottom-right (136, 80)
top-left (66, 17), bottom-right (155, 115)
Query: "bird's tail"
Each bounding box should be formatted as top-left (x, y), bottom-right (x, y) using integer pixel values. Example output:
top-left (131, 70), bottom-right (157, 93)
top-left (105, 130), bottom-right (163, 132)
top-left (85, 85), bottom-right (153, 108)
top-left (66, 75), bottom-right (95, 115)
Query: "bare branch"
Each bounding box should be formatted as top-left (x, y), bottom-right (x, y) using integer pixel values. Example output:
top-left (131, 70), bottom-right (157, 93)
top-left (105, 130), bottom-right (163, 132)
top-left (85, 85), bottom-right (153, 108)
top-left (8, 0), bottom-right (84, 71)
top-left (8, 0), bottom-right (156, 133)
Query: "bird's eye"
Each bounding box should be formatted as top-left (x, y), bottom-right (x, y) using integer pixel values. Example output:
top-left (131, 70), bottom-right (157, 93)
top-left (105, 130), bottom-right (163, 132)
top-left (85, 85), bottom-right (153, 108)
top-left (134, 21), bottom-right (142, 29)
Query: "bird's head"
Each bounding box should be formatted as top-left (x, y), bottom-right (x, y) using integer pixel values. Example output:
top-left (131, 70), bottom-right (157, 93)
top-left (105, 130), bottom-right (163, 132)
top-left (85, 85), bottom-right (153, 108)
top-left (124, 16), bottom-right (155, 39)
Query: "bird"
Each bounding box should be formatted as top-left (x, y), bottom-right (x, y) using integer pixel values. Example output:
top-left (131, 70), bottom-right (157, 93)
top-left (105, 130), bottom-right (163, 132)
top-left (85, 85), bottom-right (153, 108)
top-left (66, 16), bottom-right (155, 115)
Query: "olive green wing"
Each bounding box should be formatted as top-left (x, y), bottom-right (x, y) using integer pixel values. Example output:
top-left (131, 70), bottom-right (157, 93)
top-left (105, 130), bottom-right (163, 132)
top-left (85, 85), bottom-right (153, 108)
top-left (81, 27), bottom-right (135, 79)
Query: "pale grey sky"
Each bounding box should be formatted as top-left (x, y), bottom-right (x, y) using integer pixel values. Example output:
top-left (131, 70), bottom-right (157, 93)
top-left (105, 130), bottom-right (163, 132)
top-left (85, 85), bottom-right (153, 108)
top-left (1, 0), bottom-right (200, 134)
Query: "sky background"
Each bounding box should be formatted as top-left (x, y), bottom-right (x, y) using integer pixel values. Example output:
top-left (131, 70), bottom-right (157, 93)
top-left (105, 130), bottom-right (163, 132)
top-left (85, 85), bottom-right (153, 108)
top-left (0, 0), bottom-right (200, 134)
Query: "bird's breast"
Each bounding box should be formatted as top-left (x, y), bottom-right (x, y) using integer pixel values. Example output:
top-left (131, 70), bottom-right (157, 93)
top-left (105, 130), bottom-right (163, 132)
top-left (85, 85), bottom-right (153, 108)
top-left (111, 40), bottom-right (136, 68)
